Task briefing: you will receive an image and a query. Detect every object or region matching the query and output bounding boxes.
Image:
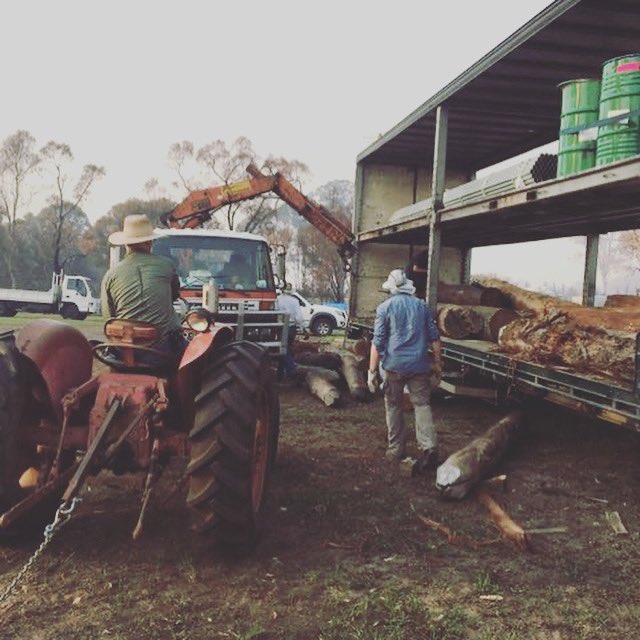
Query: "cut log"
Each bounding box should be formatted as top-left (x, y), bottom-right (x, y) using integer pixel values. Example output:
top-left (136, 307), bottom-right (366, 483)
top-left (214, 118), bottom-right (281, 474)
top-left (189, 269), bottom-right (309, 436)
top-left (604, 294), bottom-right (640, 309)
top-left (351, 339), bottom-right (371, 359)
top-left (498, 309), bottom-right (635, 383)
top-left (292, 341), bottom-right (321, 355)
top-left (296, 364), bottom-right (341, 382)
top-left (303, 368), bottom-right (341, 407)
top-left (340, 352), bottom-right (368, 401)
top-left (476, 277), bottom-right (580, 313)
top-left (295, 351), bottom-right (343, 371)
top-left (436, 410), bottom-right (522, 499)
top-left (472, 306), bottom-right (520, 341)
top-left (478, 277), bottom-right (640, 332)
top-left (436, 304), bottom-right (483, 339)
top-left (438, 283), bottom-right (511, 308)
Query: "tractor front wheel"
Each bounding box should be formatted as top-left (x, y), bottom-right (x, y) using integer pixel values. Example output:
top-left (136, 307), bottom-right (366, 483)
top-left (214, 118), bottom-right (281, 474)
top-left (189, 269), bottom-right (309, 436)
top-left (186, 341), bottom-right (279, 545)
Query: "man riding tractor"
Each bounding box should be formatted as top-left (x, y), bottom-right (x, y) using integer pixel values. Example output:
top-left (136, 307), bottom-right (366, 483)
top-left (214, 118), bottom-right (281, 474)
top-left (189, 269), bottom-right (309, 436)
top-left (0, 215), bottom-right (279, 547)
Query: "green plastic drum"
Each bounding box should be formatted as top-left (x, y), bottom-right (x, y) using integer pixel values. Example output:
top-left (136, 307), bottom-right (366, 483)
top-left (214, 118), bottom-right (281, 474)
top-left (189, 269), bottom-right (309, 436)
top-left (596, 54), bottom-right (640, 166)
top-left (557, 78), bottom-right (601, 177)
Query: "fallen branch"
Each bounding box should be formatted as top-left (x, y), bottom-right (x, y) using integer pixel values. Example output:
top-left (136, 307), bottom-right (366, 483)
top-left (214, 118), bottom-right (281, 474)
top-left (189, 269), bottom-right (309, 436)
top-left (416, 514), bottom-right (500, 550)
top-left (539, 483), bottom-right (609, 504)
top-left (476, 490), bottom-right (530, 551)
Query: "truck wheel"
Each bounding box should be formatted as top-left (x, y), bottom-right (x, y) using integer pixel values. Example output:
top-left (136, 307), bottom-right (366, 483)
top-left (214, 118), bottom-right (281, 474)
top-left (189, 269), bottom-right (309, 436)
top-left (61, 303), bottom-right (85, 320)
top-left (0, 338), bottom-right (68, 537)
top-left (310, 315), bottom-right (335, 336)
top-left (186, 340), bottom-right (279, 545)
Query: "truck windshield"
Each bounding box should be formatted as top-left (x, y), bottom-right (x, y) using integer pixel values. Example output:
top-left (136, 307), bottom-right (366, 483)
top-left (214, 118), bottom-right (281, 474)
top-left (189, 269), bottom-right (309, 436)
top-left (153, 236), bottom-right (275, 291)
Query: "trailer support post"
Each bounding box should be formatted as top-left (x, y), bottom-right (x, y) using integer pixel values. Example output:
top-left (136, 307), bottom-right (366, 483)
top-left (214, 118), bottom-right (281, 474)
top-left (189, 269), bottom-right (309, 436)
top-left (426, 105), bottom-right (448, 313)
top-left (582, 234), bottom-right (599, 307)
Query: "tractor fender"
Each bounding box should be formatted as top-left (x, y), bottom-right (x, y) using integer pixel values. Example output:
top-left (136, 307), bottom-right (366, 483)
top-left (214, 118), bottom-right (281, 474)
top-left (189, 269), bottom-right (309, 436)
top-left (179, 324), bottom-right (235, 369)
top-left (15, 319), bottom-right (93, 422)
top-left (174, 324), bottom-right (235, 432)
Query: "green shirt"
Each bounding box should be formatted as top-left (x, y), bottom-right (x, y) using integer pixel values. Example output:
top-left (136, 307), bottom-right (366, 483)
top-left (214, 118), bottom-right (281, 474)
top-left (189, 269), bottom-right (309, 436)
top-left (101, 251), bottom-right (181, 338)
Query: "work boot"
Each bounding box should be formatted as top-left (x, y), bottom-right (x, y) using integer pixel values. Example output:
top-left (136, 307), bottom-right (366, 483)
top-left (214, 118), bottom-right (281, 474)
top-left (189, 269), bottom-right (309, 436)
top-left (385, 448), bottom-right (404, 462)
top-left (412, 448), bottom-right (438, 476)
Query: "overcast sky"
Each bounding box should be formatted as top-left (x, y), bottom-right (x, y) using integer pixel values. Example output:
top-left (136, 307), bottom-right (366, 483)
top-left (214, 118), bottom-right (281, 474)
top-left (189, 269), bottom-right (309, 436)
top-left (3, 0), bottom-right (554, 217)
top-left (7, 0), bottom-right (616, 292)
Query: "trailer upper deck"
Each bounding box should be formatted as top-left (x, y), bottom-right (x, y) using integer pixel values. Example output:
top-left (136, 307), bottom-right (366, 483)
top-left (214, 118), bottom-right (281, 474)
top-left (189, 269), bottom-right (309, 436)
top-left (358, 0), bottom-right (640, 177)
top-left (357, 155), bottom-right (640, 248)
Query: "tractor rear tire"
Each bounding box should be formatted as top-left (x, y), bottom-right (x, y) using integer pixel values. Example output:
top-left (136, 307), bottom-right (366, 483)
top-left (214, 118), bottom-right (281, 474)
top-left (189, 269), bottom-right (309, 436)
top-left (186, 340), bottom-right (280, 545)
top-left (0, 338), bottom-right (70, 538)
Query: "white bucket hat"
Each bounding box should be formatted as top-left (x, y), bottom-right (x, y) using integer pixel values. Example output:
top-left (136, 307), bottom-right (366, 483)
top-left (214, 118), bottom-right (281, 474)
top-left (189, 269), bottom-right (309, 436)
top-left (382, 268), bottom-right (416, 295)
top-left (108, 214), bottom-right (161, 246)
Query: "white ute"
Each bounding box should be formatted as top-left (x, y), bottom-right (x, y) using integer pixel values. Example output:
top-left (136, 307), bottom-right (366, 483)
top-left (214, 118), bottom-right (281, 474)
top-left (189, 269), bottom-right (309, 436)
top-left (289, 291), bottom-right (347, 336)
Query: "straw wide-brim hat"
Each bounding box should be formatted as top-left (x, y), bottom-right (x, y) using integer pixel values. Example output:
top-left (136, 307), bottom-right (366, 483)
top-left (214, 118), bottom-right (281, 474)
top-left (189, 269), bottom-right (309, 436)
top-left (108, 214), bottom-right (162, 246)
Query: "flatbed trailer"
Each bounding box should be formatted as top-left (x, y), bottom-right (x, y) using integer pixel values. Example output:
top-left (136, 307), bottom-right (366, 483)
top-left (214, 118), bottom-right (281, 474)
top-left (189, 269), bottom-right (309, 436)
top-left (348, 0), bottom-right (640, 431)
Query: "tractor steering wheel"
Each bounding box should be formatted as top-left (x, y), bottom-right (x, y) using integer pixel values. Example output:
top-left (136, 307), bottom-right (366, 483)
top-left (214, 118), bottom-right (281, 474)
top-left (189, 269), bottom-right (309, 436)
top-left (92, 342), bottom-right (175, 371)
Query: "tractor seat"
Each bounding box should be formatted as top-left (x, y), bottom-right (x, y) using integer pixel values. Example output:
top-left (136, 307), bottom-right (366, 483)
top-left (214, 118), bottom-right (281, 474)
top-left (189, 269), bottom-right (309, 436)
top-left (94, 319), bottom-right (172, 372)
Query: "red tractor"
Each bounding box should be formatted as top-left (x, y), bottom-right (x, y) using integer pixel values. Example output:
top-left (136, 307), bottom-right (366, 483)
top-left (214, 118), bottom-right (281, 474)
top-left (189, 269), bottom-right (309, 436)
top-left (0, 310), bottom-right (279, 545)
top-left (0, 162), bottom-right (352, 548)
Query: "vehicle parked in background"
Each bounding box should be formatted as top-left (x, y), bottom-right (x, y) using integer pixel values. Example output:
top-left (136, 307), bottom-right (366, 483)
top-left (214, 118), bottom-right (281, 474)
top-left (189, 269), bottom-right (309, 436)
top-left (0, 272), bottom-right (100, 320)
top-left (289, 291), bottom-right (347, 336)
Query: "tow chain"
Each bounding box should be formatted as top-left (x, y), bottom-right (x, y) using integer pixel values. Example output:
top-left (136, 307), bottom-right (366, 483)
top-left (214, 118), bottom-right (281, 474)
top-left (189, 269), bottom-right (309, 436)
top-left (0, 497), bottom-right (81, 605)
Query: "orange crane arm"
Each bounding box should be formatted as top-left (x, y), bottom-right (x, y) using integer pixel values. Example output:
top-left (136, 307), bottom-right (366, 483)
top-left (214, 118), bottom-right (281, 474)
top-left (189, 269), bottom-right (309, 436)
top-left (164, 164), bottom-right (356, 261)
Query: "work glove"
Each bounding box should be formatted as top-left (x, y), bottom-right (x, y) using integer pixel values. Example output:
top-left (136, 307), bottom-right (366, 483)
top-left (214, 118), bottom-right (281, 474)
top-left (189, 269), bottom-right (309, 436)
top-left (430, 362), bottom-right (442, 391)
top-left (367, 369), bottom-right (380, 394)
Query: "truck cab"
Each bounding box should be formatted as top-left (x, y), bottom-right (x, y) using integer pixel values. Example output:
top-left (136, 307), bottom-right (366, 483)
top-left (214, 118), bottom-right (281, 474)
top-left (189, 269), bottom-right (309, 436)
top-left (60, 275), bottom-right (101, 318)
top-left (152, 228), bottom-right (287, 354)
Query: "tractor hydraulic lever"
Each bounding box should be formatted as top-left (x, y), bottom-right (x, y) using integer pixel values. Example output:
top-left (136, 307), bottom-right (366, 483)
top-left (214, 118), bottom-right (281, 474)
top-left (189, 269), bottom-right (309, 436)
top-left (132, 437), bottom-right (162, 541)
top-left (62, 397), bottom-right (123, 503)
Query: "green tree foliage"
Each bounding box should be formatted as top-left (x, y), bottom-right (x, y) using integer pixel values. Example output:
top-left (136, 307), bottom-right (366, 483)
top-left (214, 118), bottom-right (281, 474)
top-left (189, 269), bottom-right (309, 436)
top-left (15, 205), bottom-right (93, 288)
top-left (0, 130), bottom-right (40, 286)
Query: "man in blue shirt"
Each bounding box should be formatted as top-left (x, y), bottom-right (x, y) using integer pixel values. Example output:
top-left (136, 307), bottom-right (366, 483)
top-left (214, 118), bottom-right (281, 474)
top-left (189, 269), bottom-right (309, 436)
top-left (368, 268), bottom-right (442, 473)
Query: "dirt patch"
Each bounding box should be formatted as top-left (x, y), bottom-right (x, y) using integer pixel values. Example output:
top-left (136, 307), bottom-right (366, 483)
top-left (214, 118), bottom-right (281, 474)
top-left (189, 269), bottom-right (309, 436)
top-left (1, 363), bottom-right (640, 638)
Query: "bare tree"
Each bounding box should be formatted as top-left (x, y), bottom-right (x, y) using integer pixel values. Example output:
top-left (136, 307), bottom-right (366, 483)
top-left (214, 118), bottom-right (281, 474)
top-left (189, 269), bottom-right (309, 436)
top-left (40, 141), bottom-right (105, 273)
top-left (597, 233), bottom-right (620, 295)
top-left (167, 137), bottom-right (309, 231)
top-left (0, 130), bottom-right (40, 286)
top-left (619, 230), bottom-right (640, 272)
top-left (297, 180), bottom-right (353, 302)
top-left (168, 141), bottom-right (198, 193)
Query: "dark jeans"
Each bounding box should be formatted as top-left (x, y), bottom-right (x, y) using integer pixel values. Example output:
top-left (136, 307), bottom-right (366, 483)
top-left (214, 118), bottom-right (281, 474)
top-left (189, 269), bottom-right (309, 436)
top-left (278, 326), bottom-right (297, 379)
top-left (137, 329), bottom-right (189, 368)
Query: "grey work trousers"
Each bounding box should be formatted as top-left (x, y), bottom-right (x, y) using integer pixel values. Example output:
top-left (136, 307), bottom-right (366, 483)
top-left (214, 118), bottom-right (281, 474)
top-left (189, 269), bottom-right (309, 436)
top-left (383, 370), bottom-right (437, 459)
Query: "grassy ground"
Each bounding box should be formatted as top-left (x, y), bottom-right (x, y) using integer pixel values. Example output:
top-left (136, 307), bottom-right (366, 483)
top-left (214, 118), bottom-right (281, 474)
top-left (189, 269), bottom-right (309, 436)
top-left (0, 318), bottom-right (639, 638)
